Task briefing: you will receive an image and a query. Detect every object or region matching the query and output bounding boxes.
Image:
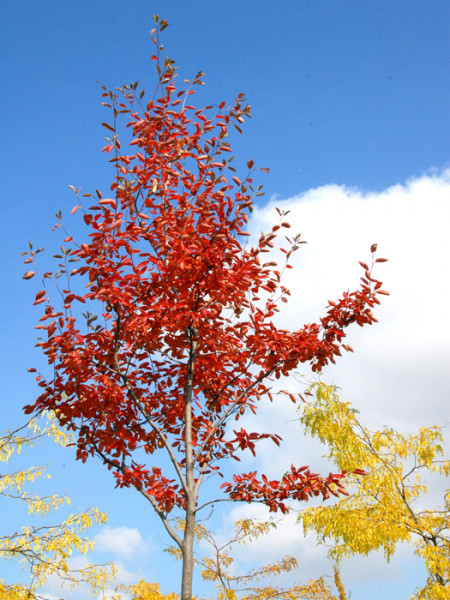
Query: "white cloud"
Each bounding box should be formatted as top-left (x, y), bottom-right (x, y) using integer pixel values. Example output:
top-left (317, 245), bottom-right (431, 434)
top-left (248, 168), bottom-right (450, 436)
top-left (234, 169), bottom-right (450, 492)
top-left (94, 526), bottom-right (148, 558)
top-left (227, 169), bottom-right (450, 598)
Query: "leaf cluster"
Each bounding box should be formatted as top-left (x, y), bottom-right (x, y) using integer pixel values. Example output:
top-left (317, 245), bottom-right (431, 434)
top-left (0, 413), bottom-right (116, 599)
top-left (299, 383), bottom-right (449, 599)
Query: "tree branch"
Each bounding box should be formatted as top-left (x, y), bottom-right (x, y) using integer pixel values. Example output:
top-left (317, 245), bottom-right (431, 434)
top-left (85, 430), bottom-right (183, 549)
top-left (109, 312), bottom-right (189, 497)
top-left (193, 364), bottom-right (277, 484)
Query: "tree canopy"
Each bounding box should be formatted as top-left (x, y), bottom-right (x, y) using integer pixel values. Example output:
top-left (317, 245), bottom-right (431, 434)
top-left (299, 383), bottom-right (450, 600)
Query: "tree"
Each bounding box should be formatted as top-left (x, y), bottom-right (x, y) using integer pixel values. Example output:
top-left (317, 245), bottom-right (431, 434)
top-left (177, 517), bottom-right (345, 600)
top-left (23, 16), bottom-right (387, 600)
top-left (122, 518), bottom-right (348, 600)
top-left (298, 383), bottom-right (450, 600)
top-left (0, 412), bottom-right (116, 599)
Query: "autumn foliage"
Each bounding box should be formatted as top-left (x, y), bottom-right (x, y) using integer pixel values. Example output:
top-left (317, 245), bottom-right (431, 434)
top-left (23, 16), bottom-right (387, 599)
top-left (299, 383), bottom-right (450, 599)
top-left (123, 517), bottom-right (348, 600)
top-left (0, 414), bottom-right (115, 599)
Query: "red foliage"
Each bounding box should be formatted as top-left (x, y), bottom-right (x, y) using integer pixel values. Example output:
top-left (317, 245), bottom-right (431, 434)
top-left (23, 25), bottom-right (386, 520)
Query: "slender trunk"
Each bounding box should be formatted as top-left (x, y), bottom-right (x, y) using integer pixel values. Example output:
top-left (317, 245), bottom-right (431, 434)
top-left (181, 325), bottom-right (198, 600)
top-left (181, 502), bottom-right (196, 600)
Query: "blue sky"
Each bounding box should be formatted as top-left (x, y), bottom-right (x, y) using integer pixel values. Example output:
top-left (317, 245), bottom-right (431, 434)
top-left (1, 2), bottom-right (449, 599)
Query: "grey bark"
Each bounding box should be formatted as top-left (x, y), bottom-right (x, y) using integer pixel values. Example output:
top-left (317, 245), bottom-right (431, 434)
top-left (181, 325), bottom-right (198, 600)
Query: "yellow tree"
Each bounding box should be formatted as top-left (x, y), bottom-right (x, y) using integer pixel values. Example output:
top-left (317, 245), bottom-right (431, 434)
top-left (197, 519), bottom-right (333, 600)
top-left (0, 412), bottom-right (117, 599)
top-left (298, 383), bottom-right (450, 600)
top-left (135, 517), bottom-right (347, 600)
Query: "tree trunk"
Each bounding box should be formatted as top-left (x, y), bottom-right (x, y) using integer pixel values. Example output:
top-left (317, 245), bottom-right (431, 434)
top-left (181, 504), bottom-right (196, 600)
top-left (181, 325), bottom-right (198, 600)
